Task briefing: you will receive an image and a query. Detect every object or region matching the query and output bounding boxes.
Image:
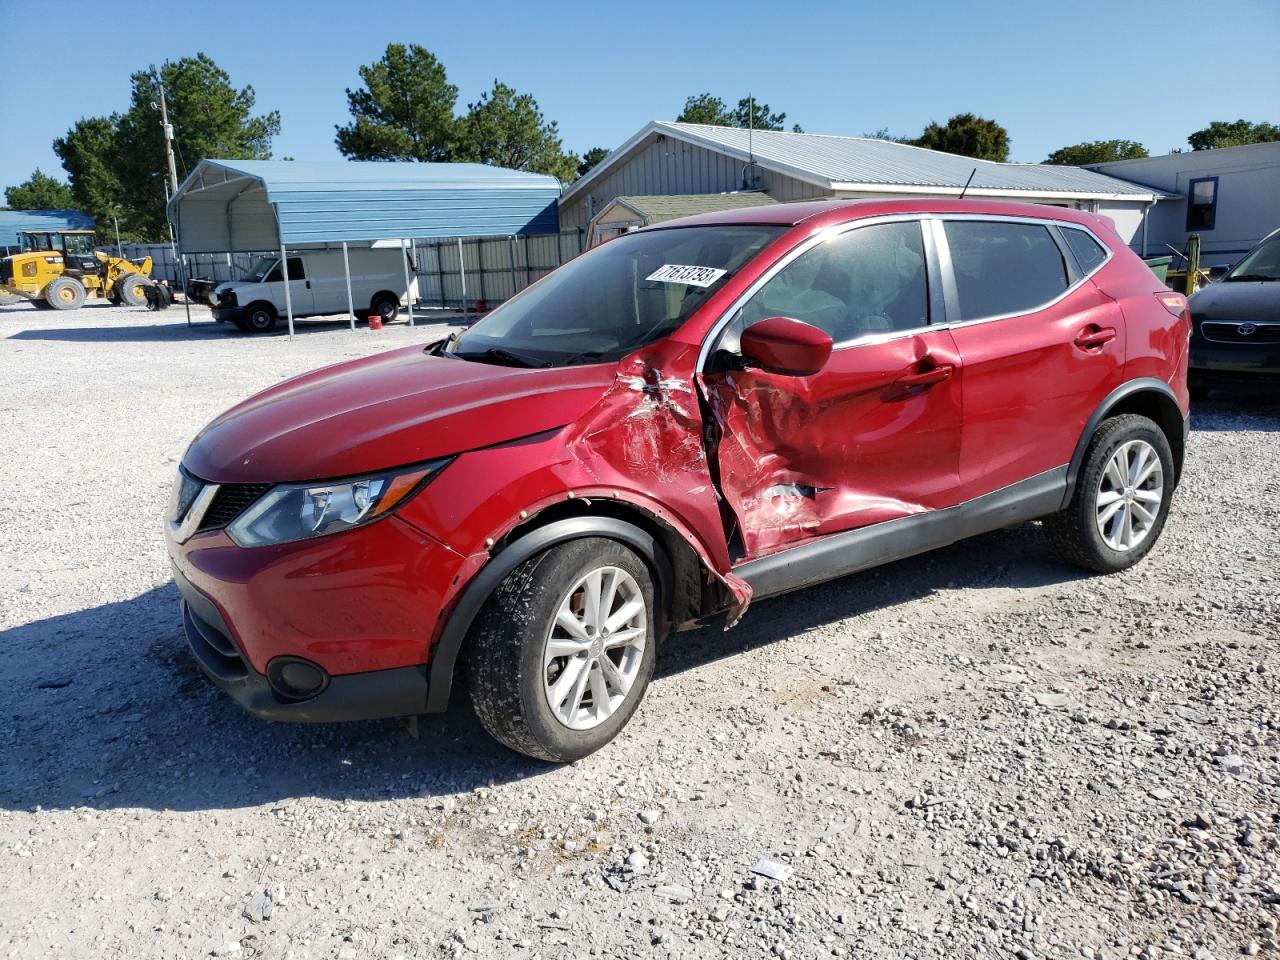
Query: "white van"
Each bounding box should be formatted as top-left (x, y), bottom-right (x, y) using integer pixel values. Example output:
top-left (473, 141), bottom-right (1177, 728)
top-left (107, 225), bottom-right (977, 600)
top-left (209, 245), bottom-right (419, 333)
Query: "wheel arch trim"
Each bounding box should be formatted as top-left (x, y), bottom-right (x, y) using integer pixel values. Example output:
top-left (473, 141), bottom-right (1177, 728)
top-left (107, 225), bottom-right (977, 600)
top-left (424, 516), bottom-right (669, 713)
top-left (1063, 377), bottom-right (1185, 508)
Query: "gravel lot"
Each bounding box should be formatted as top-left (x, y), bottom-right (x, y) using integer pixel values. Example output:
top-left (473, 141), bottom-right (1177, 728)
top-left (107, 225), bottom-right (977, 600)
top-left (1, 300), bottom-right (1277, 960)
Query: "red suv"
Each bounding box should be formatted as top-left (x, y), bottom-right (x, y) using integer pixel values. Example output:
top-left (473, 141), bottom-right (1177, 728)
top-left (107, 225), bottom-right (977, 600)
top-left (167, 199), bottom-right (1190, 761)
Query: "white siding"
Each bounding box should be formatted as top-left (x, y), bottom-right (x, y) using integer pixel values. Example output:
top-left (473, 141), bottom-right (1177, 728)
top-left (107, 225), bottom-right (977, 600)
top-left (1090, 143), bottom-right (1280, 265)
top-left (559, 132), bottom-right (827, 230)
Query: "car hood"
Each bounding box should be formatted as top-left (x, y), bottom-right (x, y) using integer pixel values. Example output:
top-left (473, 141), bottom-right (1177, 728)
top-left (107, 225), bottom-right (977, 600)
top-left (183, 345), bottom-right (618, 483)
top-left (1189, 280), bottom-right (1280, 321)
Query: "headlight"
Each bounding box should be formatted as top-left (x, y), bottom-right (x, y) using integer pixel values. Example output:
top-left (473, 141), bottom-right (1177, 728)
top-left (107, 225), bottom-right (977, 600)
top-left (226, 459), bottom-right (449, 547)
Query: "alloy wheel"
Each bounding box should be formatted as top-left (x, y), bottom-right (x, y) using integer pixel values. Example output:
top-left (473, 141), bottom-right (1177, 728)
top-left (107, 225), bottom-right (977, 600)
top-left (542, 566), bottom-right (647, 731)
top-left (1095, 439), bottom-right (1164, 551)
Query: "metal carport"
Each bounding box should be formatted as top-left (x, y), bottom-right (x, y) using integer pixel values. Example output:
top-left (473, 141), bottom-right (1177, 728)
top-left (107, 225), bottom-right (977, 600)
top-left (167, 159), bottom-right (562, 337)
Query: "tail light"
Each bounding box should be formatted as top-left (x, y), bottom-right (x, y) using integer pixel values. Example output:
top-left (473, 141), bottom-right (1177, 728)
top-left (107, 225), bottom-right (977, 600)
top-left (1155, 291), bottom-right (1188, 319)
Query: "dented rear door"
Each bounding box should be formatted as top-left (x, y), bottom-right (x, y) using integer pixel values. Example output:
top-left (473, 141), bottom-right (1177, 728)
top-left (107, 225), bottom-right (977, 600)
top-left (698, 218), bottom-right (964, 560)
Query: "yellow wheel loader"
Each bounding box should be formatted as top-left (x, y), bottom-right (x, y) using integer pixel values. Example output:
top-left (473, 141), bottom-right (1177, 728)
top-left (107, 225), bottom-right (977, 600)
top-left (0, 230), bottom-right (162, 311)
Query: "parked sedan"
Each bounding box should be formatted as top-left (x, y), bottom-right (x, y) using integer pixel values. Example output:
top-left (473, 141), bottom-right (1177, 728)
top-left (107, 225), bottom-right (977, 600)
top-left (1188, 227), bottom-right (1280, 397)
top-left (166, 199), bottom-right (1190, 761)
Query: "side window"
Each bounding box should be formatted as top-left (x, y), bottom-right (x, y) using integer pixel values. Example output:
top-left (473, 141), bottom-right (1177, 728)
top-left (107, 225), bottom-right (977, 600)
top-left (285, 257), bottom-right (305, 280)
top-left (1187, 177), bottom-right (1217, 230)
top-left (943, 221), bottom-right (1068, 321)
top-left (1061, 227), bottom-right (1108, 274)
top-left (740, 221), bottom-right (928, 341)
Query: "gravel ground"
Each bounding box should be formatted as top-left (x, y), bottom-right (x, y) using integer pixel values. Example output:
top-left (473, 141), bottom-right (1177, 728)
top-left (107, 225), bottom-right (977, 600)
top-left (1, 300), bottom-right (1277, 960)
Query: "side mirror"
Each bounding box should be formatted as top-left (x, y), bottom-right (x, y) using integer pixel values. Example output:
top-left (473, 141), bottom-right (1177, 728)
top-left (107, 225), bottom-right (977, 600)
top-left (739, 316), bottom-right (832, 377)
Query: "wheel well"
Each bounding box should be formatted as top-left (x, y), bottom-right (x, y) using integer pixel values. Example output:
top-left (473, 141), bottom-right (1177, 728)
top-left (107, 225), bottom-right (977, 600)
top-left (370, 290), bottom-right (398, 308)
top-left (245, 300), bottom-right (277, 317)
top-left (498, 499), bottom-right (724, 634)
top-left (1103, 390), bottom-right (1185, 481)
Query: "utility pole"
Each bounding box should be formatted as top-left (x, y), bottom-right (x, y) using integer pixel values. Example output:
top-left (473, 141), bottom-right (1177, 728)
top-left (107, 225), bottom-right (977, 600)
top-left (152, 65), bottom-right (180, 198)
top-left (152, 65), bottom-right (189, 323)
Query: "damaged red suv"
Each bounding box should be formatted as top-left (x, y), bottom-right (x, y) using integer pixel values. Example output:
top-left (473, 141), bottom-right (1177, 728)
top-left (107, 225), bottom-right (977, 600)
top-left (167, 199), bottom-right (1190, 761)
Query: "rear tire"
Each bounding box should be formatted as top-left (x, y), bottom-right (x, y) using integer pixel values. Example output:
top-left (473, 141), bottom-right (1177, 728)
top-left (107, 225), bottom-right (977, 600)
top-left (370, 293), bottom-right (399, 324)
top-left (44, 276), bottom-right (86, 311)
top-left (244, 302), bottom-right (277, 333)
top-left (1045, 414), bottom-right (1174, 573)
top-left (115, 273), bottom-right (148, 307)
top-left (467, 538), bottom-right (657, 762)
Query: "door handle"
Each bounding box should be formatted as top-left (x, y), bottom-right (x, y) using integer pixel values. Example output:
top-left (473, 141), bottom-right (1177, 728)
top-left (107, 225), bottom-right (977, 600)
top-left (895, 363), bottom-right (954, 387)
top-left (1074, 325), bottom-right (1116, 349)
top-left (305, 280), bottom-right (311, 289)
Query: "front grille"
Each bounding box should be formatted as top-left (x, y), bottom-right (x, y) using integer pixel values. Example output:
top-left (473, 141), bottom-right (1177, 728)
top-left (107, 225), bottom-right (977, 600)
top-left (222, 290), bottom-right (239, 308)
top-left (1201, 321), bottom-right (1280, 344)
top-left (198, 483), bottom-right (273, 531)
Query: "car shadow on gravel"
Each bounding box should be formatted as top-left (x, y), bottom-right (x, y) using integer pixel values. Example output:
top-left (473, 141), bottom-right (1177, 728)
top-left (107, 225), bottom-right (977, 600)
top-left (657, 521), bottom-right (1090, 680)
top-left (1191, 390), bottom-right (1280, 430)
top-left (0, 523), bottom-right (1086, 815)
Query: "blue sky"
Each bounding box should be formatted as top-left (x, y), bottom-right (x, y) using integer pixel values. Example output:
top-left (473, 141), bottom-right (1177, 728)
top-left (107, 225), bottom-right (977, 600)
top-left (1, 0), bottom-right (1277, 193)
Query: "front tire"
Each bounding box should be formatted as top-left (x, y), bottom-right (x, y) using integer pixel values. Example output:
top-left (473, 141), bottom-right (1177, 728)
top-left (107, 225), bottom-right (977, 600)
top-left (244, 303), bottom-right (277, 333)
top-left (115, 273), bottom-right (149, 307)
top-left (467, 538), bottom-right (657, 762)
top-left (1045, 414), bottom-right (1174, 573)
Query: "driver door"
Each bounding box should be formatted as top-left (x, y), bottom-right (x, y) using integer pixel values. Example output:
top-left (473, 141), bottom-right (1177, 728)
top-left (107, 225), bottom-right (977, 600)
top-left (699, 219), bottom-right (964, 560)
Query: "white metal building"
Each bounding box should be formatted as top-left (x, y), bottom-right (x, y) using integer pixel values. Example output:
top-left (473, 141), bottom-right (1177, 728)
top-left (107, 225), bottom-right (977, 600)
top-left (1087, 142), bottom-right (1280, 267)
top-left (561, 122), bottom-right (1169, 252)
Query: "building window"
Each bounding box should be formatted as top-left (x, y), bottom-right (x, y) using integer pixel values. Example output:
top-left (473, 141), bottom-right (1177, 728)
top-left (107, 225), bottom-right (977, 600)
top-left (1186, 177), bottom-right (1218, 231)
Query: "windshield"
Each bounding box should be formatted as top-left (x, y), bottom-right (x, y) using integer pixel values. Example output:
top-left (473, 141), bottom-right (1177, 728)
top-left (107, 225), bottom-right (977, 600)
top-left (248, 257), bottom-right (277, 282)
top-left (450, 225), bottom-right (785, 367)
top-left (62, 234), bottom-right (95, 255)
top-left (1226, 234), bottom-right (1280, 282)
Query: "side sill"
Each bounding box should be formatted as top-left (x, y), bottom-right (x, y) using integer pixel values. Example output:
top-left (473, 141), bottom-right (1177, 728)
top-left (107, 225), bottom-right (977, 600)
top-left (735, 466), bottom-right (1067, 601)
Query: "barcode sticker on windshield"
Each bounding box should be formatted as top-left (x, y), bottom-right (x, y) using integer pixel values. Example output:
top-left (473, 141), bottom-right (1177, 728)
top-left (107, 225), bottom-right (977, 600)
top-left (645, 264), bottom-right (727, 287)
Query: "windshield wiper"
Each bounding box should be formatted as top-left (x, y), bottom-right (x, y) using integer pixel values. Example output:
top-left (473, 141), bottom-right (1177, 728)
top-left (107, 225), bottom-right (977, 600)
top-left (561, 350), bottom-right (608, 366)
top-left (457, 347), bottom-right (548, 368)
top-left (1227, 274), bottom-right (1277, 282)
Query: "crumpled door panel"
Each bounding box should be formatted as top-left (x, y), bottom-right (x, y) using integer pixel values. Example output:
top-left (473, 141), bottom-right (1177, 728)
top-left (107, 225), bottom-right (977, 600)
top-left (700, 330), bottom-right (964, 559)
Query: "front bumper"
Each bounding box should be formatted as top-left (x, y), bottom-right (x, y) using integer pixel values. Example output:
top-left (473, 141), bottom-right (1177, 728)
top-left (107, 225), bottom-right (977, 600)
top-left (212, 305), bottom-right (246, 324)
top-left (168, 506), bottom-right (468, 722)
top-left (176, 565), bottom-right (431, 721)
top-left (1190, 335), bottom-right (1280, 385)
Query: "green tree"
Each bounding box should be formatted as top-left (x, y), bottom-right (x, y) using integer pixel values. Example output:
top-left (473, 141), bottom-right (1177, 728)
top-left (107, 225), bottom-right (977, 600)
top-left (677, 93), bottom-right (794, 130)
top-left (731, 97), bottom-right (788, 131)
top-left (676, 93), bottom-right (732, 126)
top-left (915, 113), bottom-right (1010, 162)
top-left (1044, 139), bottom-right (1148, 165)
top-left (577, 147), bottom-right (610, 177)
top-left (335, 43), bottom-right (458, 161)
top-left (455, 80), bottom-right (580, 182)
top-left (4, 169), bottom-right (75, 209)
top-left (53, 116), bottom-right (125, 228)
top-left (1187, 119), bottom-right (1280, 150)
top-left (862, 127), bottom-right (916, 144)
top-left (52, 54), bottom-right (278, 240)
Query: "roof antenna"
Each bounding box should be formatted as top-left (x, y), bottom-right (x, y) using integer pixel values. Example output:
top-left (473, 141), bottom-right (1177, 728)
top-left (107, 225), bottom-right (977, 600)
top-left (958, 167), bottom-right (977, 200)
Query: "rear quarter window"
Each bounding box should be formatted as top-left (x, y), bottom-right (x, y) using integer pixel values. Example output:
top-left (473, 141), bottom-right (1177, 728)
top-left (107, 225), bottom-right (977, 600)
top-left (1061, 227), bottom-right (1108, 274)
top-left (944, 221), bottom-right (1069, 321)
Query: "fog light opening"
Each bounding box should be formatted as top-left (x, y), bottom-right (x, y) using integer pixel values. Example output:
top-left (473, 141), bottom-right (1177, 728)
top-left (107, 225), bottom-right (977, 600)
top-left (267, 657), bottom-right (330, 702)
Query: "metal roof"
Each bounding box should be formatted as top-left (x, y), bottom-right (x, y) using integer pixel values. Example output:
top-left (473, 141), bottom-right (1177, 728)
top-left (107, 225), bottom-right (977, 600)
top-left (606, 193), bottom-right (777, 223)
top-left (563, 122), bottom-right (1169, 205)
top-left (169, 159), bottom-right (562, 253)
top-left (0, 209), bottom-right (95, 247)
